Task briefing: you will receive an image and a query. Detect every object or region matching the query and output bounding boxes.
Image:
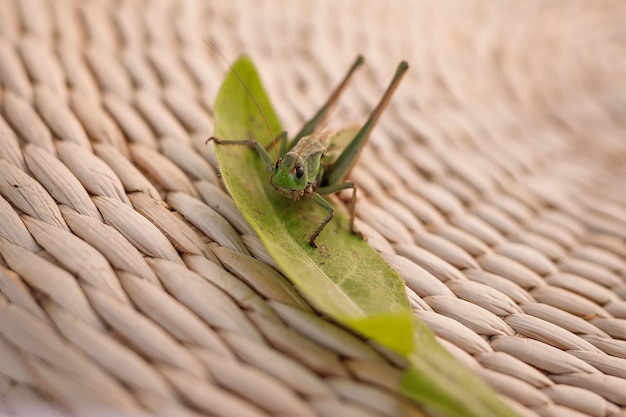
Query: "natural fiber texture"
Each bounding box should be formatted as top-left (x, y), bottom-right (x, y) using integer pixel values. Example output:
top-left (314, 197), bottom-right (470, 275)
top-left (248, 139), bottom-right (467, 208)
top-left (1, 0), bottom-right (626, 416)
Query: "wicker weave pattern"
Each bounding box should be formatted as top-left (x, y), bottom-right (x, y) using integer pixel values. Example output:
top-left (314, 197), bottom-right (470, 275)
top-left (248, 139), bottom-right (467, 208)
top-left (1, 1), bottom-right (625, 416)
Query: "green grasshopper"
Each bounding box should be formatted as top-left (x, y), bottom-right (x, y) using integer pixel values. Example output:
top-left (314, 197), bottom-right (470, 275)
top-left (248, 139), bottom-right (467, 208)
top-left (209, 56), bottom-right (408, 247)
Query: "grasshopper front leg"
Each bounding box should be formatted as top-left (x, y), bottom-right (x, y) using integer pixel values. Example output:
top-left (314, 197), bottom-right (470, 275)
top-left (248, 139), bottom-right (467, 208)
top-left (207, 133), bottom-right (286, 172)
top-left (309, 193), bottom-right (334, 248)
top-left (310, 181), bottom-right (361, 247)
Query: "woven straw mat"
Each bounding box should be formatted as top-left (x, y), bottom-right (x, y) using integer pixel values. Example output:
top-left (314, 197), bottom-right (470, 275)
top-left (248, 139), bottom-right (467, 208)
top-left (1, 1), bottom-right (626, 416)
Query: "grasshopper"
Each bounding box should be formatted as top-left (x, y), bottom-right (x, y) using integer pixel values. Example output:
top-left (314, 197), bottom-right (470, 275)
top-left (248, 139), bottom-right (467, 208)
top-left (209, 56), bottom-right (408, 247)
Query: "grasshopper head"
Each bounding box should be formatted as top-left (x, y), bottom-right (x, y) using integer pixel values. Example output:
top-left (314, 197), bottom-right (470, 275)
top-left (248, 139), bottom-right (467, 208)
top-left (271, 152), bottom-right (308, 196)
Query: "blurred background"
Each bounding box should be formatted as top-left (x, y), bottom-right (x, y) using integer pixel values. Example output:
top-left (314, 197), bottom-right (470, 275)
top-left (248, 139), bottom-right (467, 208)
top-left (1, 1), bottom-right (626, 416)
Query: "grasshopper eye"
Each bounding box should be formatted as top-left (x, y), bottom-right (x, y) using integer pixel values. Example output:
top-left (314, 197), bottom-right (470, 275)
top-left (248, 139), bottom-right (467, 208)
top-left (295, 166), bottom-right (305, 179)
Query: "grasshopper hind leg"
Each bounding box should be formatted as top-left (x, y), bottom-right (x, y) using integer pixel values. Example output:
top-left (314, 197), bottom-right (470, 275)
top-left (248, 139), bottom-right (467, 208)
top-left (291, 56), bottom-right (364, 147)
top-left (336, 182), bottom-right (362, 239)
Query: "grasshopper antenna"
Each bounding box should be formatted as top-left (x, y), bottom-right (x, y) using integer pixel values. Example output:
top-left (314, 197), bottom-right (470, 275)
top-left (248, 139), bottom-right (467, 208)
top-left (206, 42), bottom-right (280, 161)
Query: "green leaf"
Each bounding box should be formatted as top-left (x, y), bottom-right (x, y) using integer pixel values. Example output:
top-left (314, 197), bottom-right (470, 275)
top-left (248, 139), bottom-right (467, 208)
top-left (402, 319), bottom-right (517, 417)
top-left (213, 56), bottom-right (413, 354)
top-left (213, 56), bottom-right (516, 417)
